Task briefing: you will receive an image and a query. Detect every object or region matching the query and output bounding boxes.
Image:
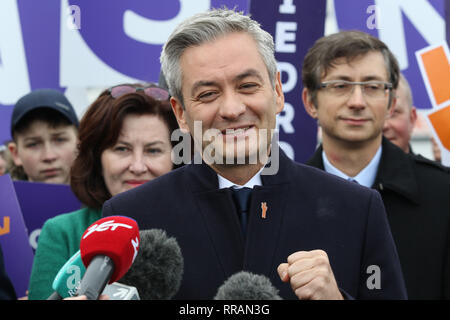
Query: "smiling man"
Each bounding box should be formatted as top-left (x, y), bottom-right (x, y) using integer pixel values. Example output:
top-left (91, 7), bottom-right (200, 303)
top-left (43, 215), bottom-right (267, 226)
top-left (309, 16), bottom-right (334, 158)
top-left (305, 31), bottom-right (450, 299)
top-left (102, 9), bottom-right (406, 300)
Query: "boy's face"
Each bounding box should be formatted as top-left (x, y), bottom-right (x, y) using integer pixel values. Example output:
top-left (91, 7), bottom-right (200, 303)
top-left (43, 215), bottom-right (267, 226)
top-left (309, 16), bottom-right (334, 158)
top-left (9, 120), bottom-right (78, 184)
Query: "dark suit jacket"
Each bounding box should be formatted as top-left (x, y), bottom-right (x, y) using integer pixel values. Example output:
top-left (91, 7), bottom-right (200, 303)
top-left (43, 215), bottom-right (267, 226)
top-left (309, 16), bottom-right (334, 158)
top-left (307, 138), bottom-right (450, 299)
top-left (103, 150), bottom-right (407, 299)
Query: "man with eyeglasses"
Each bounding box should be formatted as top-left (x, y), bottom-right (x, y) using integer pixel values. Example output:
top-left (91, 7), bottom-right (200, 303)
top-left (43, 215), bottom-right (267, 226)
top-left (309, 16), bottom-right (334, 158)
top-left (304, 30), bottom-right (450, 299)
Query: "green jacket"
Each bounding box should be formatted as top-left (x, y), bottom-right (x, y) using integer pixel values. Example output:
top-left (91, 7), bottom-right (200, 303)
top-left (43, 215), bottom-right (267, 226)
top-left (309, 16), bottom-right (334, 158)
top-left (28, 207), bottom-right (101, 300)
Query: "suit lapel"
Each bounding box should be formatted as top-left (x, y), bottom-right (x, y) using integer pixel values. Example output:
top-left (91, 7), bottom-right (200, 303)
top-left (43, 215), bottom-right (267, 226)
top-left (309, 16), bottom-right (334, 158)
top-left (243, 183), bottom-right (289, 276)
top-left (185, 150), bottom-right (294, 278)
top-left (243, 150), bottom-right (292, 276)
top-left (187, 160), bottom-right (245, 277)
top-left (305, 145), bottom-right (325, 169)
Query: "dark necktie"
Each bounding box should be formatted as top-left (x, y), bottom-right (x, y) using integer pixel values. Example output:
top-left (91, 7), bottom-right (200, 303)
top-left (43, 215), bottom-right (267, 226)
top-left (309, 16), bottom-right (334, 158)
top-left (230, 187), bottom-right (252, 236)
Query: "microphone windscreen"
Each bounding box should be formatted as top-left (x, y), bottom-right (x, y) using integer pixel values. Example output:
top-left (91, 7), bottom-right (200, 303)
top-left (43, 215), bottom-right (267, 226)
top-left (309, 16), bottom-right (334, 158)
top-left (120, 229), bottom-right (183, 300)
top-left (214, 271), bottom-right (282, 300)
top-left (79, 216), bottom-right (140, 283)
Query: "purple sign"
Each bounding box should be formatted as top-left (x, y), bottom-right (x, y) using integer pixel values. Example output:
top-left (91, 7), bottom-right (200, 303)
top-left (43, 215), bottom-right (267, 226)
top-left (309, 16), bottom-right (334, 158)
top-left (67, 0), bottom-right (249, 81)
top-left (334, 0), bottom-right (446, 110)
top-left (250, 0), bottom-right (327, 162)
top-left (0, 174), bottom-right (34, 298)
top-left (1, 0), bottom-right (250, 146)
top-left (13, 181), bottom-right (82, 252)
top-left (0, 106), bottom-right (13, 144)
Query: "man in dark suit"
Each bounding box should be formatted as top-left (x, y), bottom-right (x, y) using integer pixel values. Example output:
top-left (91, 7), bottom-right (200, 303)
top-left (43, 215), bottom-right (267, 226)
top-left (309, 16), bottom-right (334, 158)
top-left (102, 9), bottom-right (406, 300)
top-left (302, 30), bottom-right (450, 299)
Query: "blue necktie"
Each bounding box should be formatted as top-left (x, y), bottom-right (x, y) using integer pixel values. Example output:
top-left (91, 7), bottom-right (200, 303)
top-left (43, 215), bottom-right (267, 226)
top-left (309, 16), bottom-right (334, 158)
top-left (231, 187), bottom-right (252, 236)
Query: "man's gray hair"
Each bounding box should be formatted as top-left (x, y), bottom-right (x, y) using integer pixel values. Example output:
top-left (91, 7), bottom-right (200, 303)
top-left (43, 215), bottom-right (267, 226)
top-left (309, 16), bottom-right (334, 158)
top-left (160, 8), bottom-right (277, 107)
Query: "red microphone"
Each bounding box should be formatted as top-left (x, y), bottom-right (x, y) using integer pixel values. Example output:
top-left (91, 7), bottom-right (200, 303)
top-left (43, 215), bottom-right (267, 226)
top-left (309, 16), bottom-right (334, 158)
top-left (77, 216), bottom-right (140, 299)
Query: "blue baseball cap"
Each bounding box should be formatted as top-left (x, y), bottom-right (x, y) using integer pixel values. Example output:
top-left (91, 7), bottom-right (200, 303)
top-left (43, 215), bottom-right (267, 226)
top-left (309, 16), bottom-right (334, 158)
top-left (11, 89), bottom-right (79, 135)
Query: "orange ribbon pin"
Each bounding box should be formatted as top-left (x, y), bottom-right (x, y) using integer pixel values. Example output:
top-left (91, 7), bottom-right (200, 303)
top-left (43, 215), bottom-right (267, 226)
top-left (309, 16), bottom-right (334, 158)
top-left (261, 202), bottom-right (268, 219)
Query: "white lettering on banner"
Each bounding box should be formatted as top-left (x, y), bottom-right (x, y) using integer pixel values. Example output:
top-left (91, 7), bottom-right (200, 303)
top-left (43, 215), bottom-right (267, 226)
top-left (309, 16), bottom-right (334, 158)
top-left (123, 0), bottom-right (210, 45)
top-left (82, 220), bottom-right (133, 239)
top-left (275, 22), bottom-right (297, 53)
top-left (276, 102), bottom-right (295, 134)
top-left (274, 1), bottom-right (297, 159)
top-left (0, 0), bottom-right (30, 104)
top-left (59, 0), bottom-right (139, 88)
top-left (375, 0), bottom-right (445, 69)
top-left (279, 0), bottom-right (296, 14)
top-left (279, 141), bottom-right (294, 160)
top-left (29, 229), bottom-right (41, 250)
top-left (277, 61), bottom-right (297, 93)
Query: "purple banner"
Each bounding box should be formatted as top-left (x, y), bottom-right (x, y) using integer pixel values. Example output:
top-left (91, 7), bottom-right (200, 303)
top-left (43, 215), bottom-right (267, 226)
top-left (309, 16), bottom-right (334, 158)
top-left (13, 181), bottom-right (82, 252)
top-left (0, 174), bottom-right (34, 298)
top-left (250, 0), bottom-right (326, 162)
top-left (1, 0), bottom-right (250, 147)
top-left (0, 106), bottom-right (13, 144)
top-left (334, 0), bottom-right (446, 110)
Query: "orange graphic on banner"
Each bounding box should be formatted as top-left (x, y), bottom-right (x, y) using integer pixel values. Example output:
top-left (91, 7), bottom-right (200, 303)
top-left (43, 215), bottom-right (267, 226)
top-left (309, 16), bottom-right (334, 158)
top-left (428, 106), bottom-right (450, 150)
top-left (0, 216), bottom-right (10, 236)
top-left (420, 46), bottom-right (450, 106)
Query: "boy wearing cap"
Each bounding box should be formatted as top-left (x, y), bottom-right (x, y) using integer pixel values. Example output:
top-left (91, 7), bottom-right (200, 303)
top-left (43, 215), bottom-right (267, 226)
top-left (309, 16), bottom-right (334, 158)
top-left (8, 89), bottom-right (79, 185)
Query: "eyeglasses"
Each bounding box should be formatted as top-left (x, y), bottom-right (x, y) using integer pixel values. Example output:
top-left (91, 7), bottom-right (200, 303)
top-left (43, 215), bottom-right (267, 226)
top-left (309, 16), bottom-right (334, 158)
top-left (108, 85), bottom-right (170, 101)
top-left (319, 80), bottom-right (393, 100)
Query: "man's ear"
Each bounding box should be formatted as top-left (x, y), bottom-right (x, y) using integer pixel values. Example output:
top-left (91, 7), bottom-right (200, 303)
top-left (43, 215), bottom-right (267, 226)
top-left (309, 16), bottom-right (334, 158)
top-left (302, 88), bottom-right (318, 119)
top-left (170, 97), bottom-right (190, 134)
top-left (274, 71), bottom-right (285, 115)
top-left (410, 106), bottom-right (418, 126)
top-left (386, 94), bottom-right (397, 119)
top-left (8, 142), bottom-right (22, 166)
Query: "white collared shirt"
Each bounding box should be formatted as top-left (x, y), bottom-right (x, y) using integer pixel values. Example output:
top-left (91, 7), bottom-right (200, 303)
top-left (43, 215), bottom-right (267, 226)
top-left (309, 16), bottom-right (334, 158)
top-left (322, 145), bottom-right (382, 188)
top-left (218, 167), bottom-right (263, 190)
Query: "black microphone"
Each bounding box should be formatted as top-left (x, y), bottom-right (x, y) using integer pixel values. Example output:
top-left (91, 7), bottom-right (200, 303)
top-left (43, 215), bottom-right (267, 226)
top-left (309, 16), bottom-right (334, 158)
top-left (214, 271), bottom-right (282, 300)
top-left (120, 229), bottom-right (184, 300)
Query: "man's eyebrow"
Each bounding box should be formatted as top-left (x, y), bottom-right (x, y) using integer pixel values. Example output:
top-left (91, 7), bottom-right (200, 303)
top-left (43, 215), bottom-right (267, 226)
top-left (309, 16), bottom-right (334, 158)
top-left (234, 69), bottom-right (265, 83)
top-left (325, 74), bottom-right (387, 82)
top-left (190, 69), bottom-right (265, 97)
top-left (190, 80), bottom-right (218, 97)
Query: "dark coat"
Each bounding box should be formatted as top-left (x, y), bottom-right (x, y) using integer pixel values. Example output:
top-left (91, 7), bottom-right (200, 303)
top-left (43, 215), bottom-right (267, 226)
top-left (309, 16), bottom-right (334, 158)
top-left (103, 150), bottom-right (407, 299)
top-left (306, 137), bottom-right (450, 299)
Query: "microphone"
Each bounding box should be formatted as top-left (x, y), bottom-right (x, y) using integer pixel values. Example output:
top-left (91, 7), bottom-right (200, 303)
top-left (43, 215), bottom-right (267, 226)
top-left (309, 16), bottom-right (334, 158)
top-left (48, 250), bottom-right (86, 299)
top-left (214, 271), bottom-right (282, 300)
top-left (76, 216), bottom-right (140, 300)
top-left (102, 282), bottom-right (140, 300)
top-left (48, 250), bottom-right (140, 300)
top-left (120, 229), bottom-right (184, 300)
